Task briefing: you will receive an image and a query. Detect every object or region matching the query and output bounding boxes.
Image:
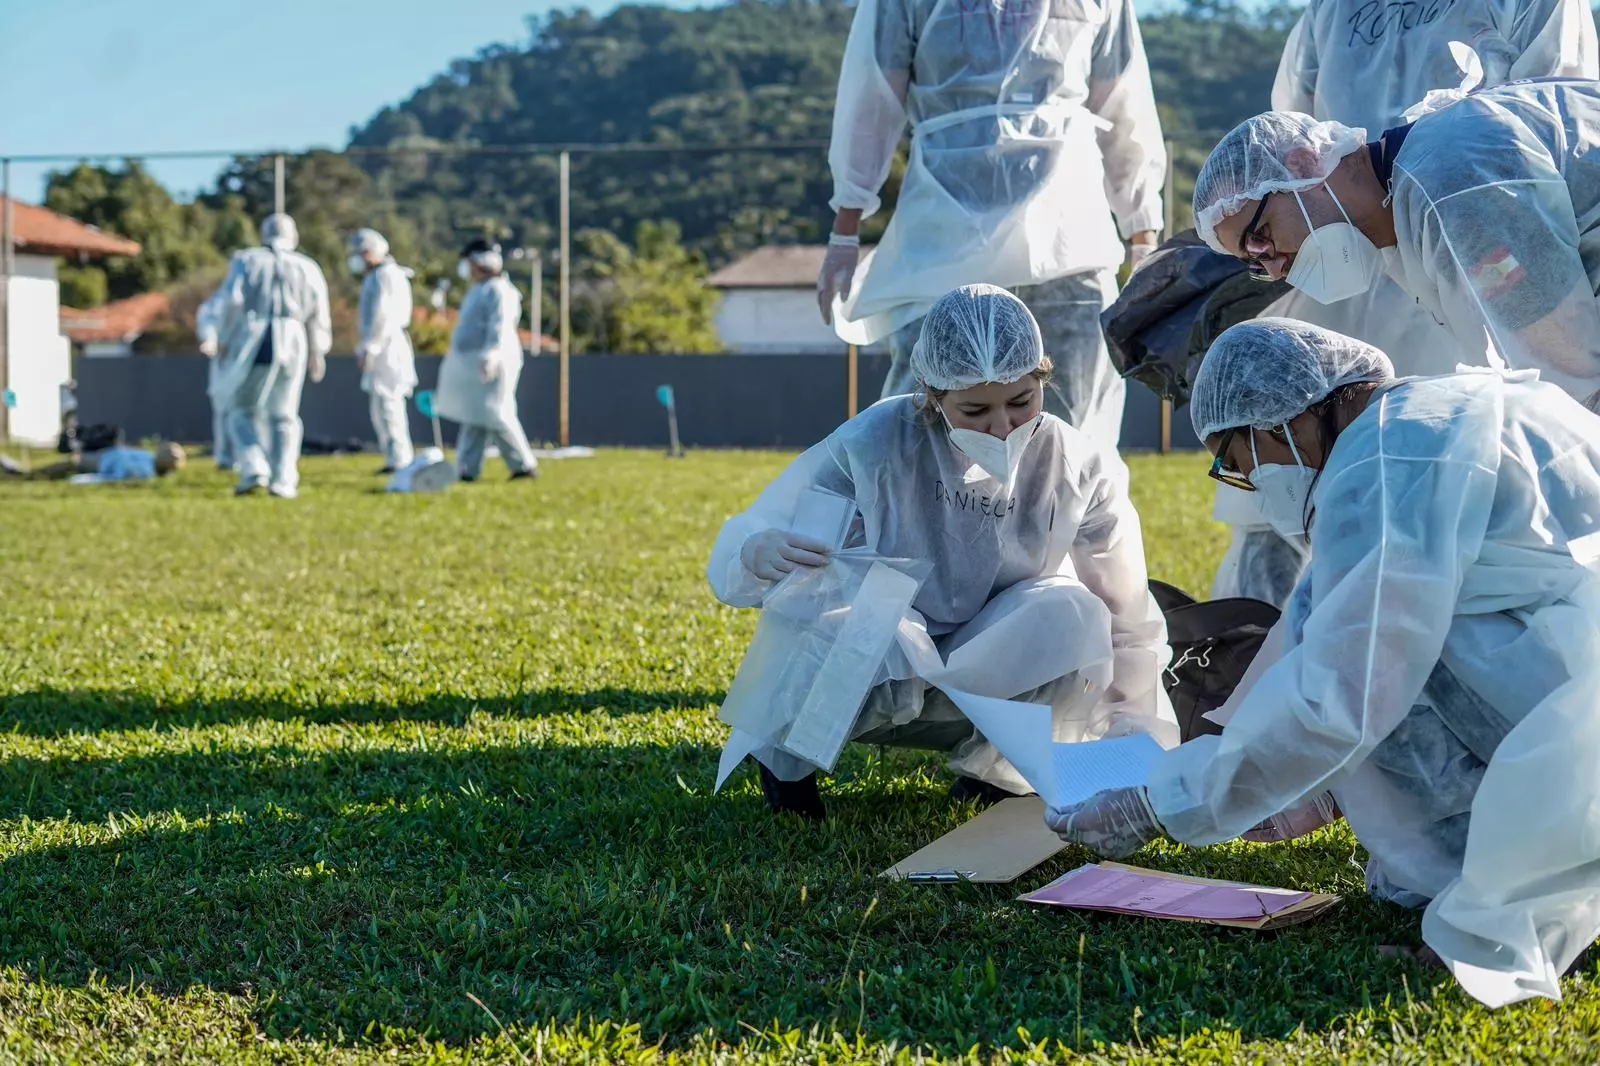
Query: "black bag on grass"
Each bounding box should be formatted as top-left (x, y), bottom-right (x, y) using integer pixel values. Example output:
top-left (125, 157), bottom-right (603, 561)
top-left (1149, 579), bottom-right (1280, 743)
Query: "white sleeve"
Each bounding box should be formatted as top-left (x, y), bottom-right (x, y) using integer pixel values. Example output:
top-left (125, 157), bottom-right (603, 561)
top-left (827, 0), bottom-right (912, 217)
top-left (368, 267), bottom-right (409, 349)
top-left (307, 262), bottom-right (333, 359)
top-left (1087, 0), bottom-right (1166, 238)
top-left (707, 438), bottom-right (857, 608)
top-left (198, 256), bottom-right (244, 347)
top-left (1504, 0), bottom-right (1599, 80)
top-left (1146, 394), bottom-right (1500, 844)
top-left (493, 282), bottom-right (522, 350)
top-left (1391, 155), bottom-right (1600, 401)
top-left (1068, 450), bottom-right (1175, 733)
top-left (1270, 13), bottom-right (1317, 114)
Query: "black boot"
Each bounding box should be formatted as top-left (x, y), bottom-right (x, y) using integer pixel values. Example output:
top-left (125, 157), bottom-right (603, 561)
top-left (948, 776), bottom-right (1017, 810)
top-left (757, 762), bottom-right (825, 821)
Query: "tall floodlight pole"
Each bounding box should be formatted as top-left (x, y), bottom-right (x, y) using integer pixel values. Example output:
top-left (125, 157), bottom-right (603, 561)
top-left (559, 151), bottom-right (571, 448)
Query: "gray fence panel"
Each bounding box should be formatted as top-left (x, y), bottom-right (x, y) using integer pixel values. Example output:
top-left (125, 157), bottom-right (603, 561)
top-left (76, 353), bottom-right (1198, 452)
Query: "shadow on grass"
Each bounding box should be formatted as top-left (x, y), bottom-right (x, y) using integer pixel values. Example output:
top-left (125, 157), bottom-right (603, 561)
top-left (0, 686), bottom-right (724, 737)
top-left (0, 692), bottom-right (1452, 1053)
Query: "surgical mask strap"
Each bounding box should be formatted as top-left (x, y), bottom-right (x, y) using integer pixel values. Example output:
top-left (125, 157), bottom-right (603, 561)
top-left (1281, 424), bottom-right (1307, 469)
top-left (1295, 185), bottom-right (1357, 234)
top-left (1251, 425), bottom-right (1308, 471)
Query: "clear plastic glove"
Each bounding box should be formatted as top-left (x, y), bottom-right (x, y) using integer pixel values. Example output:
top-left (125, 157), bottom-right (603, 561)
top-left (356, 344), bottom-right (378, 374)
top-left (479, 358), bottom-right (497, 384)
top-left (198, 338), bottom-right (218, 358)
top-left (308, 352), bottom-right (327, 384)
top-left (1242, 791), bottom-right (1342, 843)
top-left (816, 235), bottom-right (861, 326)
top-left (740, 529), bottom-right (832, 582)
top-left (1128, 236), bottom-right (1157, 274)
top-left (1046, 786), bottom-right (1165, 859)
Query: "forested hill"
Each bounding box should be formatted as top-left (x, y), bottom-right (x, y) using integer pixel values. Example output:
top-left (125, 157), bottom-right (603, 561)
top-left (349, 0), bottom-right (1293, 258)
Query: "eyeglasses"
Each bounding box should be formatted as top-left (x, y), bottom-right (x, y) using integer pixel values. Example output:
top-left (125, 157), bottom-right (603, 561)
top-left (1207, 428), bottom-right (1255, 491)
top-left (1238, 195), bottom-right (1275, 282)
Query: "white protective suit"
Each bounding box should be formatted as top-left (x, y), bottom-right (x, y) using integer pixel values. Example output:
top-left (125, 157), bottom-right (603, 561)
top-left (1212, 0), bottom-right (1599, 605)
top-left (709, 395), bottom-right (1177, 793)
top-left (1383, 79), bottom-right (1600, 403)
top-left (202, 243), bottom-right (332, 497)
top-left (196, 281), bottom-right (234, 470)
top-left (826, 0), bottom-right (1166, 445)
top-left (1149, 368), bottom-right (1600, 1008)
top-left (358, 258), bottom-right (418, 471)
top-left (436, 273), bottom-right (537, 479)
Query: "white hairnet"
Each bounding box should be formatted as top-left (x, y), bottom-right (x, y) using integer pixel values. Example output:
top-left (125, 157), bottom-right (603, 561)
top-left (1191, 112), bottom-right (1367, 254)
top-left (260, 213), bottom-right (299, 252)
top-left (1189, 318), bottom-right (1394, 440)
top-left (349, 228), bottom-right (389, 260)
top-left (910, 284), bottom-right (1043, 391)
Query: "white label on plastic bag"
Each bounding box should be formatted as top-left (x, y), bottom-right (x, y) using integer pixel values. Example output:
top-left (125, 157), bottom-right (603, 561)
top-left (791, 489), bottom-right (855, 551)
top-left (779, 562), bottom-right (920, 770)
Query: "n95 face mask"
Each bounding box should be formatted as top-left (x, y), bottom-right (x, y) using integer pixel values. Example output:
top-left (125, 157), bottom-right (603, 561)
top-left (1286, 187), bottom-right (1384, 305)
top-left (943, 410), bottom-right (1042, 491)
top-left (1248, 426), bottom-right (1318, 539)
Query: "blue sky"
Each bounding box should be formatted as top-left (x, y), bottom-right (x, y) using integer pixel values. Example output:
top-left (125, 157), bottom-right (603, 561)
top-left (0, 0), bottom-right (692, 203)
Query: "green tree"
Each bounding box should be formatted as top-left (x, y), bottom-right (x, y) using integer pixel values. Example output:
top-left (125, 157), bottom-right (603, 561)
top-left (43, 161), bottom-right (232, 306)
top-left (57, 266), bottom-right (109, 310)
top-left (573, 220), bottom-right (720, 353)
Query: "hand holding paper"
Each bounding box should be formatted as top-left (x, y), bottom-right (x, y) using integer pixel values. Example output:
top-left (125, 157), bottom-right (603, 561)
top-left (945, 690), bottom-right (1165, 809)
top-left (1044, 786), bottom-right (1165, 858)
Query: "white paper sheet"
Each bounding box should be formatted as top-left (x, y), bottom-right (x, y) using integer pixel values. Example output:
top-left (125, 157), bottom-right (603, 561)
top-left (1049, 734), bottom-right (1164, 808)
top-left (947, 689), bottom-right (1161, 808)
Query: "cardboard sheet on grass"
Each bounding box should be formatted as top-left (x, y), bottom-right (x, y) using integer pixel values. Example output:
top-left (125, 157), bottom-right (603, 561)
top-left (882, 796), bottom-right (1069, 883)
top-left (879, 729), bottom-right (1166, 884)
top-left (1022, 862), bottom-right (1340, 930)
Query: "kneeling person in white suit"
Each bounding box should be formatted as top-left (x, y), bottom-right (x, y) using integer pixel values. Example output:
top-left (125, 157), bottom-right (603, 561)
top-left (709, 285), bottom-right (1177, 819)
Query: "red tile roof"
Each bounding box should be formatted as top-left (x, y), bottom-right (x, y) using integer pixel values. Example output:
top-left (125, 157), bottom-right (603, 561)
top-left (60, 292), bottom-right (172, 344)
top-left (3, 197), bottom-right (141, 259)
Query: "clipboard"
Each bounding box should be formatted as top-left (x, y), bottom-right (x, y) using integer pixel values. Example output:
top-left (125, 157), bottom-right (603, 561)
top-left (882, 796), bottom-right (1067, 885)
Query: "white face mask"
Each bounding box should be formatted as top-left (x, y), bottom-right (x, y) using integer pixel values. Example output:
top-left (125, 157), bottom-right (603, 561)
top-left (347, 254), bottom-right (369, 275)
top-left (1286, 187), bottom-right (1384, 305)
top-left (457, 260), bottom-right (474, 281)
top-left (941, 407), bottom-right (1042, 490)
top-left (1249, 427), bottom-right (1318, 539)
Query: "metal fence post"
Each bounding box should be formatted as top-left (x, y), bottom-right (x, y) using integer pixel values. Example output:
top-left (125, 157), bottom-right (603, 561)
top-left (559, 151), bottom-right (571, 448)
top-left (1159, 139), bottom-right (1176, 455)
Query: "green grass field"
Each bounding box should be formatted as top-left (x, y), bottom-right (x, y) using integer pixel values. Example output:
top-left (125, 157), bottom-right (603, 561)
top-left (3, 450), bottom-right (1599, 1064)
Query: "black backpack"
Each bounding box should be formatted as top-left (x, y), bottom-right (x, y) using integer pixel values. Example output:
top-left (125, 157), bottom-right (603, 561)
top-left (1150, 580), bottom-right (1281, 743)
top-left (1101, 230), bottom-right (1291, 406)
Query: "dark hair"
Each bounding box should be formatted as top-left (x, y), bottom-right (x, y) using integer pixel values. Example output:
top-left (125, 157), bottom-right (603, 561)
top-left (918, 356), bottom-right (1055, 424)
top-left (1255, 379), bottom-right (1377, 534)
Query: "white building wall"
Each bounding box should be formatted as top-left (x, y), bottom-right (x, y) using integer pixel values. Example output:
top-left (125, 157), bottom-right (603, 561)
top-left (714, 288), bottom-right (850, 354)
top-left (5, 255), bottom-right (68, 445)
